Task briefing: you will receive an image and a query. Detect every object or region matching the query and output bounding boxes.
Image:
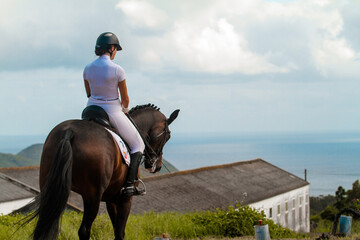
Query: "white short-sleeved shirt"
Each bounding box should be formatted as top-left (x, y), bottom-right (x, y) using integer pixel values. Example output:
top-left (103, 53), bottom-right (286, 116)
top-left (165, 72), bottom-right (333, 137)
top-left (83, 55), bottom-right (126, 100)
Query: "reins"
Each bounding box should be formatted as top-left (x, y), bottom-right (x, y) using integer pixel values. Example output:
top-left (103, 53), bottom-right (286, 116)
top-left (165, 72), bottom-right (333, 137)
top-left (125, 113), bottom-right (168, 171)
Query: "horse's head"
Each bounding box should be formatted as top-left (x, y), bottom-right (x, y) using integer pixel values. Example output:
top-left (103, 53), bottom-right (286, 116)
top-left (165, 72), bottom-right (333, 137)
top-left (129, 104), bottom-right (180, 173)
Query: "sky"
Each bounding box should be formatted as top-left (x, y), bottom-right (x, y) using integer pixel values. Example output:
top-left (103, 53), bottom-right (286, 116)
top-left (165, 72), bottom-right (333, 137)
top-left (0, 0), bottom-right (360, 136)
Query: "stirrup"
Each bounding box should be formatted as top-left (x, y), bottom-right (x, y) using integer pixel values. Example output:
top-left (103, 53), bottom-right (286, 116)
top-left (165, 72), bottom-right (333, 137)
top-left (121, 179), bottom-right (146, 196)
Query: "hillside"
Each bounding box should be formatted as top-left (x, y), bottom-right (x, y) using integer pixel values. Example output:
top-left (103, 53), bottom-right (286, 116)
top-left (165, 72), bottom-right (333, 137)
top-left (159, 158), bottom-right (178, 173)
top-left (17, 143), bottom-right (43, 162)
top-left (0, 143), bottom-right (179, 174)
top-left (0, 143), bottom-right (43, 167)
top-left (0, 152), bottom-right (38, 167)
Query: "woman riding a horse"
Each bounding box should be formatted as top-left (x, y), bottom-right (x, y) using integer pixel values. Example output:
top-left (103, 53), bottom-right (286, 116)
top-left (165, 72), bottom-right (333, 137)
top-left (83, 32), bottom-right (144, 197)
top-left (22, 32), bottom-right (179, 240)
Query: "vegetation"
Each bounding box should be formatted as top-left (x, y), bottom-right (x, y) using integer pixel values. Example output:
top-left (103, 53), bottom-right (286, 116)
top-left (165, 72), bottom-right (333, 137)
top-left (0, 152), bottom-right (38, 168)
top-left (16, 144), bottom-right (43, 163)
top-left (311, 218), bottom-right (360, 237)
top-left (0, 144), bottom-right (42, 168)
top-left (311, 180), bottom-right (360, 222)
top-left (310, 179), bottom-right (360, 237)
top-left (310, 195), bottom-right (336, 215)
top-left (0, 204), bottom-right (300, 240)
top-left (191, 204), bottom-right (300, 239)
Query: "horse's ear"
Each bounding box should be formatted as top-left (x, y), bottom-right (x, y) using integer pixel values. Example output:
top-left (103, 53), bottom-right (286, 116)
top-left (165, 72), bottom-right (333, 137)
top-left (167, 109), bottom-right (180, 125)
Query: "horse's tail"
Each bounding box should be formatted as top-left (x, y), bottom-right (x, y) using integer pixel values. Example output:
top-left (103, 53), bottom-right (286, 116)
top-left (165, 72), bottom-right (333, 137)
top-left (32, 129), bottom-right (74, 240)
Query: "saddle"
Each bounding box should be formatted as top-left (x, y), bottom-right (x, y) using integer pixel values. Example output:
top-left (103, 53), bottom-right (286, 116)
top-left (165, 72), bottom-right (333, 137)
top-left (81, 105), bottom-right (112, 129)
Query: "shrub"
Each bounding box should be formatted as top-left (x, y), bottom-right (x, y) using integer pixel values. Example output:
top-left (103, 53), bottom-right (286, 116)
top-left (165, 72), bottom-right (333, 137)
top-left (192, 203), bottom-right (299, 238)
top-left (192, 204), bottom-right (264, 237)
top-left (320, 206), bottom-right (337, 221)
top-left (310, 214), bottom-right (321, 223)
top-left (310, 195), bottom-right (336, 214)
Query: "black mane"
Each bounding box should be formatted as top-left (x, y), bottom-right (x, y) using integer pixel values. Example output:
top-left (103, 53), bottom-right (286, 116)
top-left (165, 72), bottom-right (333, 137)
top-left (129, 104), bottom-right (160, 114)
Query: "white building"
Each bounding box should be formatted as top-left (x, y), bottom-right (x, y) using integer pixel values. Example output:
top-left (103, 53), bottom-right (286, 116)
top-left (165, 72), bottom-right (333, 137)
top-left (250, 185), bottom-right (310, 232)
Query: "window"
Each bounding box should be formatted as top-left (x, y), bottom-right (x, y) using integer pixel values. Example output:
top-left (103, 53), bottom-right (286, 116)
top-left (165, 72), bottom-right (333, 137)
top-left (285, 202), bottom-right (288, 212)
top-left (292, 199), bottom-right (296, 209)
top-left (299, 196), bottom-right (303, 205)
top-left (277, 204), bottom-right (281, 215)
top-left (269, 208), bottom-right (273, 218)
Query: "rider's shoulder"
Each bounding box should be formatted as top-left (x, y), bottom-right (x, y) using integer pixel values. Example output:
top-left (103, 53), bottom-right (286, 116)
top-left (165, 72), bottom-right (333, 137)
top-left (116, 64), bottom-right (125, 72)
top-left (115, 64), bottom-right (126, 80)
top-left (111, 62), bottom-right (125, 73)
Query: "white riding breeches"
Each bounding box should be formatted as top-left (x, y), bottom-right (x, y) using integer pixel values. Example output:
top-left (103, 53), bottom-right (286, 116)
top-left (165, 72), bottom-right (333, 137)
top-left (87, 97), bottom-right (145, 154)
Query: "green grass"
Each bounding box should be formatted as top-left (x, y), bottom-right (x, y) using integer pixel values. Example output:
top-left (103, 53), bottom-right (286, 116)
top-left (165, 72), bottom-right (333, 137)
top-left (312, 218), bottom-right (360, 237)
top-left (0, 205), bottom-right (302, 240)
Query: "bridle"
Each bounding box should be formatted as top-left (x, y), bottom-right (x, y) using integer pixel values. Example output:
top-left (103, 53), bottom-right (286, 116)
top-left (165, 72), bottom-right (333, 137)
top-left (126, 114), bottom-right (169, 172)
top-left (142, 120), bottom-right (169, 172)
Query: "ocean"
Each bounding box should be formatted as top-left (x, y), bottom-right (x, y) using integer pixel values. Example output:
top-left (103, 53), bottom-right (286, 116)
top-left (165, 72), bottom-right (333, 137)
top-left (1, 131), bottom-right (360, 197)
top-left (163, 131), bottom-right (360, 197)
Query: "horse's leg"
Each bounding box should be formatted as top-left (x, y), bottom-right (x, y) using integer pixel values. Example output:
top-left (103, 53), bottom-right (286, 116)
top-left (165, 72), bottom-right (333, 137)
top-left (117, 197), bottom-right (133, 240)
top-left (106, 197), bottom-right (132, 240)
top-left (78, 197), bottom-right (101, 240)
top-left (106, 202), bottom-right (118, 238)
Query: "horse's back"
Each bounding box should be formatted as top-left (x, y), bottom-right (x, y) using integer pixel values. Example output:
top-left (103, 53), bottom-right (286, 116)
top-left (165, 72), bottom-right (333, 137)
top-left (40, 120), bottom-right (121, 196)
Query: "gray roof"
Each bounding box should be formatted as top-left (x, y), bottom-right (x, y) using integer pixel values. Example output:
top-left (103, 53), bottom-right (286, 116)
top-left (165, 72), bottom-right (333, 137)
top-left (0, 159), bottom-right (309, 214)
top-left (0, 166), bottom-right (40, 189)
top-left (131, 158), bottom-right (309, 213)
top-left (0, 166), bottom-right (82, 211)
top-left (0, 166), bottom-right (39, 203)
top-left (0, 177), bottom-right (34, 202)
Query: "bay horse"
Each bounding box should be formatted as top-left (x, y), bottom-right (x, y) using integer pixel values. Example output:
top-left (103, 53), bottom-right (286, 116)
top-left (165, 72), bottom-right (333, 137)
top-left (25, 104), bottom-right (179, 240)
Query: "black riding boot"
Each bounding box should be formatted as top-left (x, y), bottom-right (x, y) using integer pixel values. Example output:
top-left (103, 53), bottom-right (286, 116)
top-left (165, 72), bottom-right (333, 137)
top-left (122, 152), bottom-right (145, 197)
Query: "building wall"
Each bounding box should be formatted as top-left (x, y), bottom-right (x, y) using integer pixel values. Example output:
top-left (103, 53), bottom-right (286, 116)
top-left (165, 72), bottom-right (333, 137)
top-left (249, 185), bottom-right (310, 232)
top-left (0, 198), bottom-right (33, 215)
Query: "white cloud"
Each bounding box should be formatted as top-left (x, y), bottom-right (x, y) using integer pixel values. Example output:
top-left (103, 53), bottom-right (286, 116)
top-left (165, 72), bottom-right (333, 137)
top-left (1, 0), bottom-right (359, 77)
top-left (118, 0), bottom-right (359, 77)
top-left (313, 37), bottom-right (358, 77)
top-left (170, 18), bottom-right (291, 74)
top-left (116, 0), bottom-right (168, 29)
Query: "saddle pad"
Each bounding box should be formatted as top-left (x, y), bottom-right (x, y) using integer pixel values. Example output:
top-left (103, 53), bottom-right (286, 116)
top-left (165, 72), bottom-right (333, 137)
top-left (105, 128), bottom-right (130, 166)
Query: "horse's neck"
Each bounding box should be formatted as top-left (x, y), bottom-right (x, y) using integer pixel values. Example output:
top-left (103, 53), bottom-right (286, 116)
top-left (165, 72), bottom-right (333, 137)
top-left (131, 113), bottom-right (153, 137)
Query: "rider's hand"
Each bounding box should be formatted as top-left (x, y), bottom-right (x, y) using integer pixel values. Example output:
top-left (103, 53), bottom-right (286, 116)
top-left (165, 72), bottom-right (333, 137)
top-left (121, 104), bottom-right (129, 113)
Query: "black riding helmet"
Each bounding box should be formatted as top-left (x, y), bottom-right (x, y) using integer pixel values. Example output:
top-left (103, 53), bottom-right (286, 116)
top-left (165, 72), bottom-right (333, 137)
top-left (96, 32), bottom-right (122, 51)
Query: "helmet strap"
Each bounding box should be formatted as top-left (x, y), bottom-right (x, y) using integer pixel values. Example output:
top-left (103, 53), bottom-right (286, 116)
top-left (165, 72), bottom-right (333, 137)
top-left (107, 45), bottom-right (115, 58)
top-left (107, 50), bottom-right (112, 58)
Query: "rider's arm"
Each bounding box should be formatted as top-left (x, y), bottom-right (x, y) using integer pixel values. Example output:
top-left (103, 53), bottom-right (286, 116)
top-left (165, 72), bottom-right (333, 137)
top-left (84, 79), bottom-right (91, 98)
top-left (119, 80), bottom-right (129, 112)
